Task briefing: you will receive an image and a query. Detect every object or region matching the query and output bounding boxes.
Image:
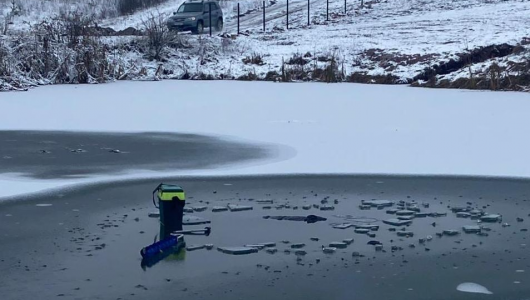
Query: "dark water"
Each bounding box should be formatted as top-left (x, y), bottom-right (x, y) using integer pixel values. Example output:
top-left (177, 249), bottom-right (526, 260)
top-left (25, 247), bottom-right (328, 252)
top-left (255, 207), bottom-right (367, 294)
top-left (0, 130), bottom-right (275, 179)
top-left (1, 175), bottom-right (529, 300)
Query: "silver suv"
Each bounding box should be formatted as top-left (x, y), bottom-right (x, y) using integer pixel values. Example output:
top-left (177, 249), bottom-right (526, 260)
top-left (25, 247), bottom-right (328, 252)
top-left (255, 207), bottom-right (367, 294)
top-left (166, 0), bottom-right (224, 34)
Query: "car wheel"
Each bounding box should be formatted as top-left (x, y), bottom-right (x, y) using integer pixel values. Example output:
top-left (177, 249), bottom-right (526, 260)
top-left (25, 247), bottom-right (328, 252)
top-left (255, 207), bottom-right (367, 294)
top-left (195, 21), bottom-right (204, 34)
top-left (216, 18), bottom-right (223, 31)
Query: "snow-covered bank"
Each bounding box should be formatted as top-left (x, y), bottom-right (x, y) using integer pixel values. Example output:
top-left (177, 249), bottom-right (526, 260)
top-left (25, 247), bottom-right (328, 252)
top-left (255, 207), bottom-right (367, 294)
top-left (1, 81), bottom-right (530, 199)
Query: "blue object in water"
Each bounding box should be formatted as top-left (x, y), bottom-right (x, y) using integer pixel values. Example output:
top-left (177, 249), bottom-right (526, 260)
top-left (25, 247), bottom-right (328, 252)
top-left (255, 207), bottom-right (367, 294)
top-left (141, 234), bottom-right (184, 258)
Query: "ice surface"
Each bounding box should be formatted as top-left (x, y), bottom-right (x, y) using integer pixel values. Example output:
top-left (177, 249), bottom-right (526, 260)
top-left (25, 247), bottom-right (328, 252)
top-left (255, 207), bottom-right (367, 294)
top-left (456, 283), bottom-right (493, 295)
top-left (3, 81), bottom-right (530, 200)
top-left (182, 215), bottom-right (211, 225)
top-left (227, 204), bottom-right (253, 212)
top-left (217, 246), bottom-right (259, 255)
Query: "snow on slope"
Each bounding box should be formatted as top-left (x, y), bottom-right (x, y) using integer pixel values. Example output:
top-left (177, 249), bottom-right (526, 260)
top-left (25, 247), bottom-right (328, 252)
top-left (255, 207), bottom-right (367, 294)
top-left (1, 81), bottom-right (530, 199)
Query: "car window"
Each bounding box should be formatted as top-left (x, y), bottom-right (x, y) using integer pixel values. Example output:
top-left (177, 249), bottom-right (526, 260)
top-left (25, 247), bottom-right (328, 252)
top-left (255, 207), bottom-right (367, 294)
top-left (177, 3), bottom-right (203, 13)
top-left (204, 3), bottom-right (210, 12)
top-left (213, 3), bottom-right (220, 10)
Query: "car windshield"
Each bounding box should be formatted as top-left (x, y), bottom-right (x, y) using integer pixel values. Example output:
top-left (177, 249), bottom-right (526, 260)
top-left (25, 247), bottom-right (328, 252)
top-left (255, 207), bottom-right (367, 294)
top-left (177, 3), bottom-right (203, 13)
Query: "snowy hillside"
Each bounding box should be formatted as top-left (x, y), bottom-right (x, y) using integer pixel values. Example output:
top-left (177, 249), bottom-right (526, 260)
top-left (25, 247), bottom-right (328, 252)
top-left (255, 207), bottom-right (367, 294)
top-left (0, 0), bottom-right (529, 91)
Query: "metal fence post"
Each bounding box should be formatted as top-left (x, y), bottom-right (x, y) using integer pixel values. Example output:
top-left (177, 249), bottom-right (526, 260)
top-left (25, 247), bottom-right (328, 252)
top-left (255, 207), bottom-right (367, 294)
top-left (286, 0), bottom-right (289, 29)
top-left (263, 1), bottom-right (265, 31)
top-left (326, 0), bottom-right (329, 21)
top-left (307, 0), bottom-right (310, 26)
top-left (237, 3), bottom-right (240, 34)
top-left (209, 3), bottom-right (212, 36)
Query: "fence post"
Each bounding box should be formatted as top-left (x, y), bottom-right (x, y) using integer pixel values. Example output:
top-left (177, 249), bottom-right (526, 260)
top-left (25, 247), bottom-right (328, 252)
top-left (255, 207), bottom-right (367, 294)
top-left (326, 0), bottom-right (329, 21)
top-left (209, 3), bottom-right (212, 36)
top-left (286, 0), bottom-right (289, 29)
top-left (263, 1), bottom-right (265, 31)
top-left (344, 0), bottom-right (346, 14)
top-left (237, 3), bottom-right (240, 34)
top-left (307, 0), bottom-right (310, 26)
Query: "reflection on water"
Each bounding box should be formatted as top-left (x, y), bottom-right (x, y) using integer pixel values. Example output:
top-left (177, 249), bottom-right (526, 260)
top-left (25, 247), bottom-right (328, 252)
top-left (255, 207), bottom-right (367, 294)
top-left (140, 222), bottom-right (187, 270)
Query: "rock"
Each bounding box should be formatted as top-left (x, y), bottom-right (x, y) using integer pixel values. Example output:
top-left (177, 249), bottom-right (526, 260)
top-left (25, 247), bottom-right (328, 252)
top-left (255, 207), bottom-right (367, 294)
top-left (217, 247), bottom-right (259, 255)
top-left (329, 242), bottom-right (348, 249)
top-left (227, 204), bottom-right (253, 212)
top-left (383, 218), bottom-right (412, 226)
top-left (212, 206), bottom-right (229, 212)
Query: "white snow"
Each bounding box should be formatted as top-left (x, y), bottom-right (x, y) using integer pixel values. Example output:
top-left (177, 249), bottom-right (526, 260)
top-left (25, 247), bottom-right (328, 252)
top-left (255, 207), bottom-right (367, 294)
top-left (1, 81), bottom-right (530, 200)
top-left (456, 282), bottom-right (493, 295)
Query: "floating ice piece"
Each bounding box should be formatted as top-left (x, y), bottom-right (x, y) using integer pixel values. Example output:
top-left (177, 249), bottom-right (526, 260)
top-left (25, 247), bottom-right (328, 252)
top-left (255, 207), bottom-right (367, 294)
top-left (333, 223), bottom-right (354, 229)
top-left (302, 205), bottom-right (312, 210)
top-left (429, 212), bottom-right (447, 217)
top-left (355, 228), bottom-right (370, 234)
top-left (456, 212), bottom-right (471, 218)
top-left (367, 240), bottom-right (382, 245)
top-left (456, 283), bottom-right (493, 294)
top-left (183, 215), bottom-right (211, 225)
top-left (359, 205), bottom-right (371, 210)
top-left (266, 248), bottom-right (278, 254)
top-left (362, 200), bottom-right (394, 208)
top-left (414, 212), bottom-right (428, 218)
top-left (245, 244), bottom-right (266, 250)
top-left (398, 215), bottom-right (415, 221)
top-left (258, 242), bottom-right (276, 247)
top-left (148, 211), bottom-right (160, 218)
top-left (343, 238), bottom-right (354, 245)
top-left (481, 214), bottom-right (502, 223)
top-left (228, 204), bottom-right (253, 212)
top-left (310, 237), bottom-right (320, 241)
top-left (191, 206), bottom-right (207, 212)
top-left (383, 218), bottom-right (412, 226)
top-left (257, 199), bottom-right (274, 204)
top-left (463, 225), bottom-right (481, 233)
top-left (356, 224), bottom-right (379, 231)
top-left (386, 209), bottom-right (398, 215)
top-left (443, 230), bottom-right (460, 236)
top-left (397, 231), bottom-right (414, 237)
top-left (212, 206), bottom-right (228, 212)
top-left (396, 210), bottom-right (415, 216)
top-left (329, 242), bottom-right (348, 249)
top-left (186, 245), bottom-right (206, 251)
top-left (290, 243), bottom-right (306, 249)
top-left (320, 205), bottom-right (335, 211)
top-left (217, 247), bottom-right (259, 255)
top-left (36, 204), bottom-right (53, 207)
top-left (322, 246), bottom-right (336, 254)
top-left (452, 207), bottom-right (470, 213)
top-left (109, 149), bottom-right (121, 153)
top-left (295, 250), bottom-right (307, 256)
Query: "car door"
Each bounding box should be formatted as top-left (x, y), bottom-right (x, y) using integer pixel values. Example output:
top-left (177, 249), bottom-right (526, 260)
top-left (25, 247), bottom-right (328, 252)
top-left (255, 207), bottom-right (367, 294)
top-left (203, 3), bottom-right (210, 27)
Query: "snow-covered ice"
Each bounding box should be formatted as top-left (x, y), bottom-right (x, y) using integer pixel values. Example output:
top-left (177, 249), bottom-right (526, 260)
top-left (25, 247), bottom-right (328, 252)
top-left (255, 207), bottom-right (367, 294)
top-left (1, 80), bottom-right (530, 199)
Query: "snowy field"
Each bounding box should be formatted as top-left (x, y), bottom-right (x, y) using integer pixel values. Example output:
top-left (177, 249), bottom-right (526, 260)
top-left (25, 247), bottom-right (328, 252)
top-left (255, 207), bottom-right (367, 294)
top-left (1, 81), bottom-right (530, 199)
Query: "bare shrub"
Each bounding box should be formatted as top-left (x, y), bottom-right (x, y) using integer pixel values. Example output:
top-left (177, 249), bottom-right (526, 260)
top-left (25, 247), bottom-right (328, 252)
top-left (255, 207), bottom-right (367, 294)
top-left (118, 0), bottom-right (170, 15)
top-left (242, 53), bottom-right (264, 65)
top-left (142, 12), bottom-right (187, 61)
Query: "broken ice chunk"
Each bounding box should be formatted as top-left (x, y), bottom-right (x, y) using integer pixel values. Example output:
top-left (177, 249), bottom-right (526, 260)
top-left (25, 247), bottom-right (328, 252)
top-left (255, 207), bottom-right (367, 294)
top-left (183, 215), bottom-right (211, 225)
top-left (362, 200), bottom-right (394, 208)
top-left (333, 223), bottom-right (354, 229)
top-left (463, 225), bottom-right (481, 233)
top-left (481, 214), bottom-right (502, 222)
top-left (212, 206), bottom-right (229, 212)
top-left (320, 205), bottom-right (335, 211)
top-left (354, 228), bottom-right (370, 234)
top-left (329, 242), bottom-right (348, 249)
top-left (456, 283), bottom-right (493, 295)
top-left (148, 211), bottom-right (160, 218)
top-left (395, 210), bottom-right (415, 216)
top-left (227, 204), bottom-right (253, 212)
top-left (186, 245), bottom-right (206, 251)
top-left (266, 248), bottom-right (278, 254)
top-left (217, 247), bottom-right (259, 255)
top-left (290, 243), bottom-right (306, 249)
top-left (383, 218), bottom-right (412, 226)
